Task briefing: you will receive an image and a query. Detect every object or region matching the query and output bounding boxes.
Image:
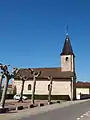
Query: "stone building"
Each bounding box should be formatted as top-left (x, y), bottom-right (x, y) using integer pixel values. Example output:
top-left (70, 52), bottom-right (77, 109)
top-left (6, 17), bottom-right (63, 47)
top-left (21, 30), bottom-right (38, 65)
top-left (14, 33), bottom-right (76, 100)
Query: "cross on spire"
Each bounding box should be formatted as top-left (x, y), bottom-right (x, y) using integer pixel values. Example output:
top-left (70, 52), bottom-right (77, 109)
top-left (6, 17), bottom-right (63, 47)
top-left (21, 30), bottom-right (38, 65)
top-left (60, 26), bottom-right (75, 56)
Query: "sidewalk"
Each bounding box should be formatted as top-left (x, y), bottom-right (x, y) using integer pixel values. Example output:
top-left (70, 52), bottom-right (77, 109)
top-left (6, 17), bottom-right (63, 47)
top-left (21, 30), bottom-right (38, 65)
top-left (5, 99), bottom-right (58, 109)
top-left (0, 99), bottom-right (90, 120)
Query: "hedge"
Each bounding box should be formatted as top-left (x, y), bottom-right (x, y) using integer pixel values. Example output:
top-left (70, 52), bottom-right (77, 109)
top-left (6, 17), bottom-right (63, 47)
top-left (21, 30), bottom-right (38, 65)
top-left (0, 94), bottom-right (14, 99)
top-left (0, 94), bottom-right (70, 100)
top-left (23, 94), bottom-right (70, 100)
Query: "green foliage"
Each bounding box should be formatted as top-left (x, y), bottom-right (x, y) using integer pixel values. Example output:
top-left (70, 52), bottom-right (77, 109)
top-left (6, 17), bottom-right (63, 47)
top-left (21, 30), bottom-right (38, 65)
top-left (6, 94), bottom-right (14, 99)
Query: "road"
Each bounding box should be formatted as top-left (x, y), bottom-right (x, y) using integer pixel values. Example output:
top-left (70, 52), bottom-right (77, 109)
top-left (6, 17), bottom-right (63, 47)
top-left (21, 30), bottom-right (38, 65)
top-left (1, 100), bottom-right (90, 120)
top-left (20, 100), bottom-right (90, 120)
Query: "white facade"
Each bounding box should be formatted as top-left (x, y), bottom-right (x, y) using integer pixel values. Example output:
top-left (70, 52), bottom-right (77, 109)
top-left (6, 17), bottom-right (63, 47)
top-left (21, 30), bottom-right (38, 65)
top-left (14, 80), bottom-right (72, 99)
top-left (76, 88), bottom-right (90, 99)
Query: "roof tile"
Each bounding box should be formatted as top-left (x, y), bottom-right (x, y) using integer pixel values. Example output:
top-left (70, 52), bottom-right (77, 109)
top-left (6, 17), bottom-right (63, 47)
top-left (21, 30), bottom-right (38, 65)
top-left (15, 67), bottom-right (75, 79)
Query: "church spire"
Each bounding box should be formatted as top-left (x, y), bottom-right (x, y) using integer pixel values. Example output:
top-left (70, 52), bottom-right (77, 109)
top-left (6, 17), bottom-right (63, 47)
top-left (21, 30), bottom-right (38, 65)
top-left (60, 33), bottom-right (75, 56)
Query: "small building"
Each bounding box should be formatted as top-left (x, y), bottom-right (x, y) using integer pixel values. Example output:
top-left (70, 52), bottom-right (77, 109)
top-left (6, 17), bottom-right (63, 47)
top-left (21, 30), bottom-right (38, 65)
top-left (1, 84), bottom-right (16, 95)
top-left (14, 33), bottom-right (77, 100)
top-left (76, 81), bottom-right (90, 99)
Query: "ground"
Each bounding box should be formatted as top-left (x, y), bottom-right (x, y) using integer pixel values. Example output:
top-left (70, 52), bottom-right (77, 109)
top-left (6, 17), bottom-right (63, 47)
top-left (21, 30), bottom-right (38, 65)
top-left (5, 99), bottom-right (62, 109)
top-left (1, 99), bottom-right (90, 120)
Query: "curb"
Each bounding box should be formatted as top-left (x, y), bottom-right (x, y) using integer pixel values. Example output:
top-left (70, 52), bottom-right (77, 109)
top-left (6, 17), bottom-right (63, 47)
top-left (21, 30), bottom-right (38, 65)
top-left (56, 101), bottom-right (60, 103)
top-left (9, 107), bottom-right (16, 111)
top-left (4, 99), bottom-right (90, 113)
top-left (0, 108), bottom-right (9, 113)
top-left (39, 103), bottom-right (44, 107)
top-left (28, 104), bottom-right (38, 108)
top-left (16, 106), bottom-right (24, 110)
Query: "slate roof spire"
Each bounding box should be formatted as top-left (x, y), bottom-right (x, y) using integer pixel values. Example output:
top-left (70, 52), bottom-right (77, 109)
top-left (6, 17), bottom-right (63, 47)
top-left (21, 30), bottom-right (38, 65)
top-left (60, 34), bottom-right (75, 56)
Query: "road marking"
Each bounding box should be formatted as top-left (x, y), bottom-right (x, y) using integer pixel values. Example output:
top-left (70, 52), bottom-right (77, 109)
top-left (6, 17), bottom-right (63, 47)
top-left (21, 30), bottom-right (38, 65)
top-left (83, 113), bottom-right (86, 116)
top-left (77, 118), bottom-right (80, 120)
top-left (82, 111), bottom-right (90, 117)
top-left (86, 113), bottom-right (90, 117)
top-left (87, 111), bottom-right (90, 113)
top-left (80, 115), bottom-right (84, 118)
top-left (76, 110), bottom-right (90, 120)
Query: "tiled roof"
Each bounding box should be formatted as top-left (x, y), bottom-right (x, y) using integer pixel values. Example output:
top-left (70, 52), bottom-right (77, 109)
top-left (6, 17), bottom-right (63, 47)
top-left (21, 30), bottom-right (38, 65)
top-left (60, 35), bottom-right (75, 56)
top-left (15, 67), bottom-right (75, 79)
top-left (76, 82), bottom-right (90, 88)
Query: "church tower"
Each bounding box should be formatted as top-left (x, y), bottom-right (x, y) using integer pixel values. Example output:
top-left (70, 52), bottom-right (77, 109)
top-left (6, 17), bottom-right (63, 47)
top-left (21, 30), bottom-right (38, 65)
top-left (60, 34), bottom-right (75, 72)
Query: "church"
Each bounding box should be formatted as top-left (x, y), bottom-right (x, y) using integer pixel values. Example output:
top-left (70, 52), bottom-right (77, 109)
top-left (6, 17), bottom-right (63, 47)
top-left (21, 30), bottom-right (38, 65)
top-left (14, 33), bottom-right (76, 100)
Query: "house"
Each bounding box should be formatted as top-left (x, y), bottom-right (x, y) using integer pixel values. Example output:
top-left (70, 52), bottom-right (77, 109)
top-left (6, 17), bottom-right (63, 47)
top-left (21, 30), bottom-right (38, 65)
top-left (76, 81), bottom-right (90, 99)
top-left (1, 84), bottom-right (16, 95)
top-left (14, 33), bottom-right (76, 100)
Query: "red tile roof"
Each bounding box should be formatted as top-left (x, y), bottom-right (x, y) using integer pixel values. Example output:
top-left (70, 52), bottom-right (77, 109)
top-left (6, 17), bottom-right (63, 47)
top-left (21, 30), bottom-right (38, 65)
top-left (15, 67), bottom-right (75, 80)
top-left (76, 81), bottom-right (90, 88)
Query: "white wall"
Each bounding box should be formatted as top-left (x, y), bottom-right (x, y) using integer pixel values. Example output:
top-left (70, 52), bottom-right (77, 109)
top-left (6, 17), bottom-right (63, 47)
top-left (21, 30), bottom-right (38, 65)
top-left (52, 81), bottom-right (71, 95)
top-left (76, 88), bottom-right (90, 99)
top-left (14, 80), bottom-right (33, 94)
top-left (14, 80), bottom-right (72, 98)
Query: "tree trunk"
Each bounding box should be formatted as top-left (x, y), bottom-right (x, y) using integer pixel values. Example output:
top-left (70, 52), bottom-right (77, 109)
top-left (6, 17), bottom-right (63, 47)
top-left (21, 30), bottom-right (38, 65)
top-left (48, 78), bottom-right (52, 104)
top-left (71, 77), bottom-right (73, 101)
top-left (0, 76), bottom-right (9, 108)
top-left (31, 76), bottom-right (36, 104)
top-left (19, 80), bottom-right (25, 102)
top-left (0, 75), bottom-right (3, 91)
top-left (48, 86), bottom-right (52, 104)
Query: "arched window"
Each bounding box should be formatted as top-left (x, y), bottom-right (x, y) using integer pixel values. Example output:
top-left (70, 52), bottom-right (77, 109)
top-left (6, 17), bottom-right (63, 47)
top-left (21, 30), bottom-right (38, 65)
top-left (65, 57), bottom-right (69, 61)
top-left (28, 84), bottom-right (31, 90)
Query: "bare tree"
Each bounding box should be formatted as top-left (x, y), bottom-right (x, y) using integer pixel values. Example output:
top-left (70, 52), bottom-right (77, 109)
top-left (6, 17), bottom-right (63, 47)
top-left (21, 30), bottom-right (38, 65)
top-left (0, 73), bottom-right (4, 91)
top-left (12, 85), bottom-right (17, 95)
top-left (28, 68), bottom-right (41, 104)
top-left (0, 64), bottom-right (19, 108)
top-left (48, 76), bottom-right (53, 104)
top-left (18, 75), bottom-right (29, 102)
top-left (44, 76), bottom-right (53, 104)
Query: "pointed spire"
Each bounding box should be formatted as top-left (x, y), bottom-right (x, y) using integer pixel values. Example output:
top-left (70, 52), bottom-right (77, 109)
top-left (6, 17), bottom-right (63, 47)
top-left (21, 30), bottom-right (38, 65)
top-left (60, 34), bottom-right (75, 56)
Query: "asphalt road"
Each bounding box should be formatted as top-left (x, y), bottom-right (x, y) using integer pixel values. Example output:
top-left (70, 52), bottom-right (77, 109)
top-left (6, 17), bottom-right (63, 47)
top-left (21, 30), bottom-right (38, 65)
top-left (21, 100), bottom-right (90, 120)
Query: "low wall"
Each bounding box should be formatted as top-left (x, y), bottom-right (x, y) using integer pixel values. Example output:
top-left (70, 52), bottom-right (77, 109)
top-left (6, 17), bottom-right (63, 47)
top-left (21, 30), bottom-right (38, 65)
top-left (80, 94), bottom-right (90, 100)
top-left (23, 94), bottom-right (70, 100)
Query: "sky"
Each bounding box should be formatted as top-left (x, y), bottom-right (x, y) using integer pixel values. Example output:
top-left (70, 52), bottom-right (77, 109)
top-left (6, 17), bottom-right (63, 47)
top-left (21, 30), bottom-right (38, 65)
top-left (0, 0), bottom-right (90, 82)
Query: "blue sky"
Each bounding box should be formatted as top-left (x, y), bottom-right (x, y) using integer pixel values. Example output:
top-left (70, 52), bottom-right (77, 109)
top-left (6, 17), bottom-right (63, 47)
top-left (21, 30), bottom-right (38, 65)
top-left (0, 0), bottom-right (90, 82)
